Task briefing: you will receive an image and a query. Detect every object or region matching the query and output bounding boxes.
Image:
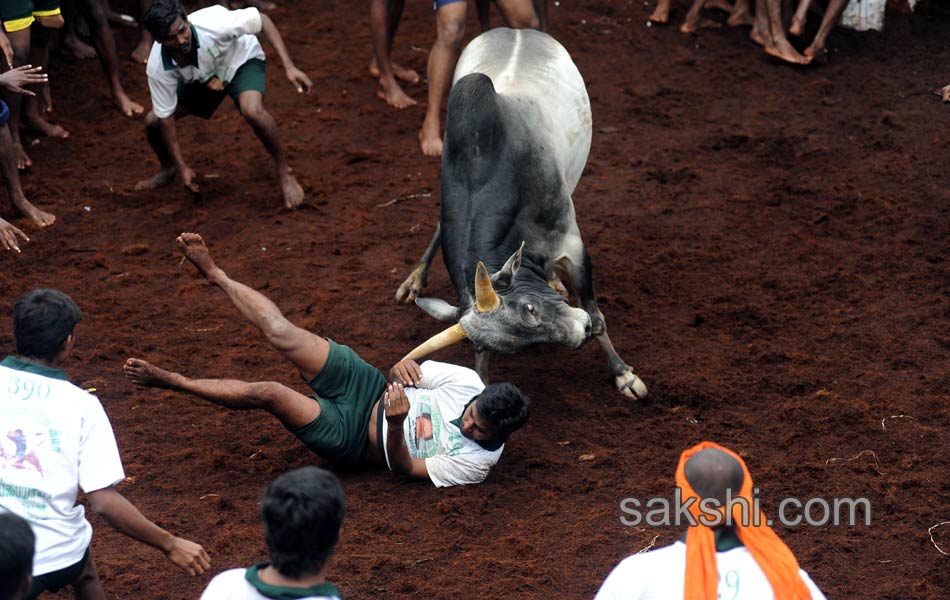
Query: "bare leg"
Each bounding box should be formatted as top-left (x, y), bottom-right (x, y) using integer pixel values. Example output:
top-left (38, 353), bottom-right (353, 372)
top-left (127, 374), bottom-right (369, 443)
top-left (789, 0), bottom-right (811, 35)
top-left (494, 0), bottom-right (540, 29)
top-left (762, 0), bottom-right (808, 64)
top-left (72, 556), bottom-right (106, 600)
top-left (649, 0), bottom-right (672, 24)
top-left (0, 126), bottom-right (55, 227)
top-left (750, 0), bottom-right (772, 46)
top-left (237, 91), bottom-right (303, 209)
top-left (4, 28), bottom-right (33, 169)
top-left (369, 0), bottom-right (417, 109)
top-left (681, 0), bottom-right (721, 33)
top-left (803, 0), bottom-right (847, 63)
top-left (82, 0), bottom-right (144, 117)
top-left (61, 0), bottom-right (99, 59)
top-left (131, 0), bottom-right (153, 63)
top-left (726, 0), bottom-right (753, 26)
top-left (419, 1), bottom-right (467, 157)
top-left (23, 25), bottom-right (70, 136)
top-left (176, 233), bottom-right (330, 381)
top-left (135, 110), bottom-right (177, 190)
top-left (124, 359), bottom-right (320, 429)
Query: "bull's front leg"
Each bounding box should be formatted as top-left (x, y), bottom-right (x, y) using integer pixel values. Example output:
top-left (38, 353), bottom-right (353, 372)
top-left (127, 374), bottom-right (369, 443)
top-left (396, 223), bottom-right (441, 304)
top-left (563, 250), bottom-right (648, 400)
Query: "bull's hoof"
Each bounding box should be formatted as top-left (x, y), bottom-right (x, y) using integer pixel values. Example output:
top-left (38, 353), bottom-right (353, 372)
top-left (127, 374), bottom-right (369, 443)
top-left (615, 369), bottom-right (648, 400)
top-left (395, 265), bottom-right (426, 304)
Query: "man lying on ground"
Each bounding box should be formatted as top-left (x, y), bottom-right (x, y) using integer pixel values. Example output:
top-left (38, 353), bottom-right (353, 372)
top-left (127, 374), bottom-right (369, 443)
top-left (136, 0), bottom-right (312, 209)
top-left (124, 233), bottom-right (531, 488)
top-left (595, 441), bottom-right (826, 600)
top-left (0, 289), bottom-right (210, 599)
top-left (201, 466), bottom-right (345, 600)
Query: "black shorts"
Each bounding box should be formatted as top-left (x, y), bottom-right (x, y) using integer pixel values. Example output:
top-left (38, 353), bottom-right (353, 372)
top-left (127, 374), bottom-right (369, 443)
top-left (27, 546), bottom-right (91, 599)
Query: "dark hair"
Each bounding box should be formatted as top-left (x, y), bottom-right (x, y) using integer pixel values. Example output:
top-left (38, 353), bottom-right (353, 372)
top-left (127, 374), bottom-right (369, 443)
top-left (12, 289), bottom-right (81, 362)
top-left (261, 466), bottom-right (345, 579)
top-left (476, 382), bottom-right (530, 440)
top-left (142, 0), bottom-right (188, 37)
top-left (0, 512), bottom-right (35, 599)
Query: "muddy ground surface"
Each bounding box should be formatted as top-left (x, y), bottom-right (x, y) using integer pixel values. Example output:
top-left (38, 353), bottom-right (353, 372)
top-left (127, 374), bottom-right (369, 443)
top-left (1, 0), bottom-right (948, 598)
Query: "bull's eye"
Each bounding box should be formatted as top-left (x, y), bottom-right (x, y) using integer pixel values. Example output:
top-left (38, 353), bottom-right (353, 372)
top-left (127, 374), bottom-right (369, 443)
top-left (526, 303), bottom-right (535, 314)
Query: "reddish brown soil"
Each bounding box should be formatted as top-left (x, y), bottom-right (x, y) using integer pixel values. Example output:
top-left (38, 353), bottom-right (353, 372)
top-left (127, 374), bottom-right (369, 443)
top-left (2, 1), bottom-right (948, 598)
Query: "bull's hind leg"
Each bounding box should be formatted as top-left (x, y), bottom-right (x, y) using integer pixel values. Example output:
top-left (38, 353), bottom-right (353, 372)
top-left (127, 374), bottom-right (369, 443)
top-left (560, 250), bottom-right (648, 400)
top-left (396, 223), bottom-right (441, 304)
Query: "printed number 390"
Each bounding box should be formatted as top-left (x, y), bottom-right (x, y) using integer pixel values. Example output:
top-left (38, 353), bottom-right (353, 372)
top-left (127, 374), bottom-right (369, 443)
top-left (7, 376), bottom-right (50, 401)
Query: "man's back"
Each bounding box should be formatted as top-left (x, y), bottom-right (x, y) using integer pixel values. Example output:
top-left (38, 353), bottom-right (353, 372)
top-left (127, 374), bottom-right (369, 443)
top-left (595, 541), bottom-right (826, 600)
top-left (0, 358), bottom-right (124, 576)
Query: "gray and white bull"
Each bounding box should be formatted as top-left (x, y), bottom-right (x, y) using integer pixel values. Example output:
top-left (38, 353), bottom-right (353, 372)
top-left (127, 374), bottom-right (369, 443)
top-left (395, 28), bottom-right (647, 399)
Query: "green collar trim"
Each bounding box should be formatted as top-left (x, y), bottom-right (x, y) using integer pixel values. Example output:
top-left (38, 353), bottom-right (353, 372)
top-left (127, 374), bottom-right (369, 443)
top-left (245, 564), bottom-right (342, 599)
top-left (449, 399), bottom-right (504, 452)
top-left (161, 24), bottom-right (201, 71)
top-left (680, 527), bottom-right (744, 552)
top-left (1, 355), bottom-right (68, 381)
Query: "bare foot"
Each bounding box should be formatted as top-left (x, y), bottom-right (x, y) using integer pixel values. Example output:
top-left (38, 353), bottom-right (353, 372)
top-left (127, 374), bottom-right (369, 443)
top-left (113, 91), bottom-right (145, 118)
top-left (40, 85), bottom-right (53, 114)
top-left (749, 23), bottom-right (772, 47)
top-left (62, 34), bottom-right (97, 59)
top-left (11, 196), bottom-right (55, 228)
top-left (419, 119), bottom-right (443, 157)
top-left (123, 358), bottom-right (177, 389)
top-left (648, 4), bottom-right (670, 24)
top-left (377, 78), bottom-right (417, 109)
top-left (14, 143), bottom-right (32, 171)
top-left (727, 8), bottom-right (754, 27)
top-left (789, 15), bottom-right (806, 36)
top-left (135, 167), bottom-right (175, 190)
top-left (369, 58), bottom-right (421, 84)
top-left (131, 38), bottom-right (152, 63)
top-left (765, 37), bottom-right (810, 65)
top-left (681, 17), bottom-right (721, 33)
top-left (23, 113), bottom-right (68, 138)
top-left (704, 0), bottom-right (733, 12)
top-left (279, 169), bottom-right (304, 209)
top-left (803, 43), bottom-right (827, 65)
top-left (176, 232), bottom-right (222, 280)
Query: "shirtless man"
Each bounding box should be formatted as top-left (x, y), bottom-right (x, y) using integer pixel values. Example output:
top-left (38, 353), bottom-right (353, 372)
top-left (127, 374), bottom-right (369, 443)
top-left (124, 233), bottom-right (532, 488)
top-left (135, 0), bottom-right (311, 209)
top-left (419, 0), bottom-right (539, 157)
top-left (369, 0), bottom-right (420, 109)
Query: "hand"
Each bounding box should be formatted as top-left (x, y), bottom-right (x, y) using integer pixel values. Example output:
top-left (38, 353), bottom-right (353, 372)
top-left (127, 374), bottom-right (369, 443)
top-left (384, 382), bottom-right (410, 426)
top-left (389, 359), bottom-right (422, 386)
top-left (0, 220), bottom-right (28, 253)
top-left (0, 32), bottom-right (13, 69)
top-left (179, 165), bottom-right (200, 194)
top-left (0, 65), bottom-right (47, 96)
top-left (165, 536), bottom-right (211, 576)
top-left (285, 66), bottom-right (312, 94)
top-left (206, 76), bottom-right (224, 92)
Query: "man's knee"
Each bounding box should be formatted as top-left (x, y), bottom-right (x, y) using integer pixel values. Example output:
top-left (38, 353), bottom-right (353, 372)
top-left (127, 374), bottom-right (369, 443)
top-left (239, 98), bottom-right (266, 124)
top-left (436, 12), bottom-right (466, 46)
top-left (144, 111), bottom-right (160, 129)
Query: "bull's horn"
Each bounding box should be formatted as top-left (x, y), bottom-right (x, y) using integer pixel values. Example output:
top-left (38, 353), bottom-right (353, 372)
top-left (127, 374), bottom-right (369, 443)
top-left (474, 261), bottom-right (500, 313)
top-left (402, 323), bottom-right (469, 361)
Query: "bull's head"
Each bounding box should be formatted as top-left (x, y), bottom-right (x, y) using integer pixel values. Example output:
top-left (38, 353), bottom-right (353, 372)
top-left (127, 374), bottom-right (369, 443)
top-left (403, 243), bottom-right (592, 360)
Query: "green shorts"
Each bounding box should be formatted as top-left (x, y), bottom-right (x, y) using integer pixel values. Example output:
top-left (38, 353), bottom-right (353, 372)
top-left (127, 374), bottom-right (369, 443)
top-left (1, 0), bottom-right (61, 32)
top-left (291, 340), bottom-right (387, 466)
top-left (178, 58), bottom-right (266, 120)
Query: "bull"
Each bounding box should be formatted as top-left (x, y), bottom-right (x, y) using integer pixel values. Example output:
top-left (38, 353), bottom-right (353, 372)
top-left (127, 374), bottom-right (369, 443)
top-left (395, 28), bottom-right (647, 399)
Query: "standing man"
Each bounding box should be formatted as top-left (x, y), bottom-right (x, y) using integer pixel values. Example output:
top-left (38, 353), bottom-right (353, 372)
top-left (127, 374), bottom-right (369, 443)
top-left (595, 441), bottom-right (826, 599)
top-left (136, 0), bottom-right (312, 209)
top-left (419, 0), bottom-right (539, 157)
top-left (200, 466), bottom-right (345, 600)
top-left (125, 233), bottom-right (532, 488)
top-left (0, 289), bottom-right (210, 599)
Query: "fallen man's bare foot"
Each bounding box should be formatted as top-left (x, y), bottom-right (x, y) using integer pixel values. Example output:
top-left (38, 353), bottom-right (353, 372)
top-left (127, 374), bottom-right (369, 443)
top-left (279, 169), bottom-right (304, 209)
top-left (135, 167), bottom-right (175, 190)
top-left (176, 232), bottom-right (224, 281)
top-left (124, 358), bottom-right (178, 389)
top-left (377, 78), bottom-right (417, 109)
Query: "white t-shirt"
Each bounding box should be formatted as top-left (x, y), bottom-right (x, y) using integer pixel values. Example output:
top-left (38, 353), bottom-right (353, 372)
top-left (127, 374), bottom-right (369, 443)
top-left (594, 541), bottom-right (827, 600)
top-left (146, 5), bottom-right (266, 118)
top-left (201, 567), bottom-right (342, 600)
top-left (0, 358), bottom-right (125, 576)
top-left (381, 361), bottom-right (503, 488)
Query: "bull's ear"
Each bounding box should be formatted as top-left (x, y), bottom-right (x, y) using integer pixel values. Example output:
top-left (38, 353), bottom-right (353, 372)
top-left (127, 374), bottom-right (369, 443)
top-left (492, 242), bottom-right (524, 288)
top-left (415, 298), bottom-right (460, 322)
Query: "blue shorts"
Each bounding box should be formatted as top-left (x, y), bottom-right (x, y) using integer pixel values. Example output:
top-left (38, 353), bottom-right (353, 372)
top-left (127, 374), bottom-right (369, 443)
top-left (0, 101), bottom-right (9, 127)
top-left (434, 0), bottom-right (465, 9)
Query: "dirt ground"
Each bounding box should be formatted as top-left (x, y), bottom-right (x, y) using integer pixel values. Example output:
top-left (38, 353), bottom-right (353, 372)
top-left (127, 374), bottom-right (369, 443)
top-left (1, 0), bottom-right (948, 598)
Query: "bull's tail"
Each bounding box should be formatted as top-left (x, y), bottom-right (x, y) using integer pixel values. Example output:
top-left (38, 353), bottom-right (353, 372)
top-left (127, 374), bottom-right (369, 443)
top-left (443, 73), bottom-right (504, 186)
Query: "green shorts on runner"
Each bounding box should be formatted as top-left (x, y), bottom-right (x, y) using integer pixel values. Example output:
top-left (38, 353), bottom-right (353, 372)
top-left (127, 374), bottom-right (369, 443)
top-left (178, 58), bottom-right (266, 120)
top-left (1, 0), bottom-right (61, 32)
top-left (290, 339), bottom-right (387, 466)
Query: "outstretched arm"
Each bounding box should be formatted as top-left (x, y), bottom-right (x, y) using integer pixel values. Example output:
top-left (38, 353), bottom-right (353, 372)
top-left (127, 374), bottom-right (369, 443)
top-left (259, 14), bottom-right (311, 93)
top-left (157, 117), bottom-right (198, 193)
top-left (86, 486), bottom-right (211, 576)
